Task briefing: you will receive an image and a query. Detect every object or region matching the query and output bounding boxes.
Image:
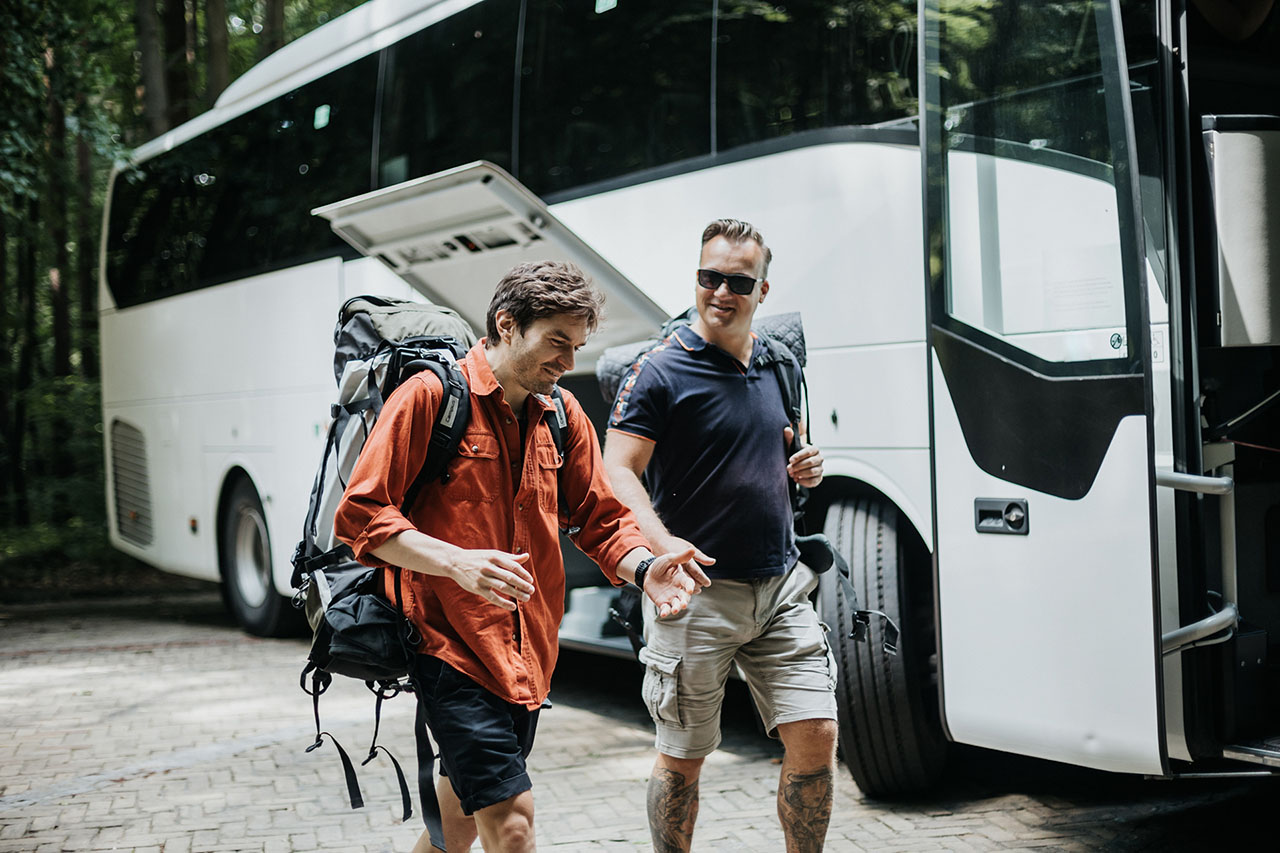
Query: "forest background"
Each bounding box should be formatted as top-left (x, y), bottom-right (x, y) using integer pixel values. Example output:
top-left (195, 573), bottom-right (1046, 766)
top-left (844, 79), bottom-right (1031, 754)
top-left (0, 0), bottom-right (361, 599)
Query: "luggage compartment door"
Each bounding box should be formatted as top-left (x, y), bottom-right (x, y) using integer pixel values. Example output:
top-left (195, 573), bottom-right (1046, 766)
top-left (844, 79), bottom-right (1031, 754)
top-left (920, 0), bottom-right (1165, 774)
top-left (313, 161), bottom-right (668, 369)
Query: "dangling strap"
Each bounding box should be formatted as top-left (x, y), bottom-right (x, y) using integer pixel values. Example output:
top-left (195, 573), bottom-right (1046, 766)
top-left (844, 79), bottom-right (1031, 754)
top-left (825, 542), bottom-right (903, 656)
top-left (300, 665), bottom-right (364, 809)
top-left (362, 679), bottom-right (414, 822)
top-left (363, 742), bottom-right (413, 822)
top-left (413, 689), bottom-right (446, 851)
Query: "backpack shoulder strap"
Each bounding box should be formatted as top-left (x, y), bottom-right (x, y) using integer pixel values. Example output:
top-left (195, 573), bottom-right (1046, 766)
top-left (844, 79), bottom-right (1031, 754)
top-left (402, 360), bottom-right (470, 511)
top-left (760, 334), bottom-right (810, 527)
top-left (546, 387), bottom-right (580, 536)
top-left (761, 335), bottom-right (805, 434)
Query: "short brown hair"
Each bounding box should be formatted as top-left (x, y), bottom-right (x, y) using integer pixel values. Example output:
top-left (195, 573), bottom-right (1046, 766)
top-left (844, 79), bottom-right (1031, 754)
top-left (701, 218), bottom-right (772, 276)
top-left (485, 260), bottom-right (605, 343)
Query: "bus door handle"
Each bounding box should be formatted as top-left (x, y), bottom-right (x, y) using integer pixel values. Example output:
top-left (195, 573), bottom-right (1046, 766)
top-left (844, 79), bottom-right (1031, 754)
top-left (974, 498), bottom-right (1029, 535)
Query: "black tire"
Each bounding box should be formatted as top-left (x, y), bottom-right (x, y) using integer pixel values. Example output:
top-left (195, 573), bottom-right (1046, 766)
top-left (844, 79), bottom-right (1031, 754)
top-left (818, 497), bottom-right (948, 797)
top-left (220, 476), bottom-right (299, 637)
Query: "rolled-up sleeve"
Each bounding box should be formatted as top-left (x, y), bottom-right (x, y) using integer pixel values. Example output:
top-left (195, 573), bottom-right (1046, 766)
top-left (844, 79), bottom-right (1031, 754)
top-left (333, 373), bottom-right (440, 567)
top-left (559, 391), bottom-right (650, 584)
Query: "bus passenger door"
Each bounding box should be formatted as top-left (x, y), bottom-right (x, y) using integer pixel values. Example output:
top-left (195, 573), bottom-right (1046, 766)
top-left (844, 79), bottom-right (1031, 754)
top-left (920, 0), bottom-right (1165, 774)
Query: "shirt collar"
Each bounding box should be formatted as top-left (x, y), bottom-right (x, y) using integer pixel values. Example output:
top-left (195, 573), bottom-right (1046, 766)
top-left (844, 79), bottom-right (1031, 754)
top-left (466, 340), bottom-right (556, 413)
top-left (673, 324), bottom-right (763, 363)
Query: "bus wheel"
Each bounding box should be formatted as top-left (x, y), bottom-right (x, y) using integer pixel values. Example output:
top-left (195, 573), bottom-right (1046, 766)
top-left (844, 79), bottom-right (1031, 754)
top-left (220, 477), bottom-right (295, 637)
top-left (818, 497), bottom-right (948, 797)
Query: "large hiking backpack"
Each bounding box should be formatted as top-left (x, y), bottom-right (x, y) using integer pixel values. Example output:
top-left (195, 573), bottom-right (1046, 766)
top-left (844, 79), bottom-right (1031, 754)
top-left (290, 295), bottom-right (476, 846)
top-left (293, 295), bottom-right (477, 578)
top-left (596, 310), bottom-right (898, 657)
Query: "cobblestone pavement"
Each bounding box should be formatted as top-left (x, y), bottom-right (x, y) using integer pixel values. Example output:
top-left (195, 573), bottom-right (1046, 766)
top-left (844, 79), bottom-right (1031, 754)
top-left (1, 593), bottom-right (1276, 852)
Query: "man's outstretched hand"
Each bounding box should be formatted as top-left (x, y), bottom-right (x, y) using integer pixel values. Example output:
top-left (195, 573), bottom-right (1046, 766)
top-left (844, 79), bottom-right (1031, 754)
top-left (644, 545), bottom-right (714, 618)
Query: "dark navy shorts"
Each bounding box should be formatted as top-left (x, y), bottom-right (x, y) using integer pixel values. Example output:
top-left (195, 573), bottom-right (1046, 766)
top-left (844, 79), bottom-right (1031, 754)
top-left (411, 655), bottom-right (540, 816)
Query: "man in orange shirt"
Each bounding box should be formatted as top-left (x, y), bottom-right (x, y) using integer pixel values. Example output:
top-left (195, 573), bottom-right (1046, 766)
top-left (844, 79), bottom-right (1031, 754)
top-left (334, 260), bottom-right (711, 853)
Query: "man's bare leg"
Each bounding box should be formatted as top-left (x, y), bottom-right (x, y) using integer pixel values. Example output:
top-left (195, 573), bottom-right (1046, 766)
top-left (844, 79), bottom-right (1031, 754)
top-left (648, 753), bottom-right (703, 853)
top-left (775, 719), bottom-right (838, 853)
top-left (472, 789), bottom-right (536, 852)
top-left (410, 776), bottom-right (479, 853)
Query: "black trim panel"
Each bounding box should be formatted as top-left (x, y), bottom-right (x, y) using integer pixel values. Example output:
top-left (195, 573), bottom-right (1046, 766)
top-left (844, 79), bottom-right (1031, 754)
top-left (933, 326), bottom-right (1144, 500)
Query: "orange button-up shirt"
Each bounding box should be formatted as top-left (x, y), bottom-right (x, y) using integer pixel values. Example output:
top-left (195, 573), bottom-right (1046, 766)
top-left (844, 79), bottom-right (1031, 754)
top-left (334, 342), bottom-right (648, 709)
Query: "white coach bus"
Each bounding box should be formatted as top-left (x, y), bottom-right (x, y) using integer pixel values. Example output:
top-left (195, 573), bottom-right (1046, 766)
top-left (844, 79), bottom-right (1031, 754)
top-left (100, 0), bottom-right (1280, 794)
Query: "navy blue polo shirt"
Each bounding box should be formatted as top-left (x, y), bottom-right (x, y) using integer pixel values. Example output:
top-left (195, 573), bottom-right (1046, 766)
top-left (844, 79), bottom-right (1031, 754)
top-left (608, 325), bottom-right (799, 580)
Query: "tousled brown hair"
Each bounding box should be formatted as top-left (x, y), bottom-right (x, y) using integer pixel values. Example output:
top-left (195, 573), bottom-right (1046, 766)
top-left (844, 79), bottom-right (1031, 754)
top-left (485, 260), bottom-right (604, 343)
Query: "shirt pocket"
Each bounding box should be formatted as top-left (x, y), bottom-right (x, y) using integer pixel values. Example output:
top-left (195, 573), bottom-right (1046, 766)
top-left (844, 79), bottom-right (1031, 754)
top-left (535, 437), bottom-right (563, 514)
top-left (448, 431), bottom-right (501, 502)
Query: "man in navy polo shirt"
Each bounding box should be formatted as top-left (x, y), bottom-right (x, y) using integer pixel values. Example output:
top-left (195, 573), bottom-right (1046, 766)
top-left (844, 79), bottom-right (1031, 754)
top-left (603, 219), bottom-right (835, 852)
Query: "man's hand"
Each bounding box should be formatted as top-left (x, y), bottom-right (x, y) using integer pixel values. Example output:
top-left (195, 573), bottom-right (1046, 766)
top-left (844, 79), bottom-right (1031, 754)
top-left (446, 549), bottom-right (535, 611)
top-left (644, 544), bottom-right (714, 618)
top-left (784, 425), bottom-right (824, 488)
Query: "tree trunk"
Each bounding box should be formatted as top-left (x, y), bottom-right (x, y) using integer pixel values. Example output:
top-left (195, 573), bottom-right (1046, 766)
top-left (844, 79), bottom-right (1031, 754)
top-left (76, 134), bottom-right (97, 380)
top-left (13, 199), bottom-right (39, 527)
top-left (205, 0), bottom-right (229, 103)
top-left (45, 49), bottom-right (74, 523)
top-left (261, 0), bottom-right (285, 58)
top-left (47, 50), bottom-right (72, 380)
top-left (0, 213), bottom-right (10, 527)
top-left (136, 0), bottom-right (169, 138)
top-left (162, 0), bottom-right (190, 127)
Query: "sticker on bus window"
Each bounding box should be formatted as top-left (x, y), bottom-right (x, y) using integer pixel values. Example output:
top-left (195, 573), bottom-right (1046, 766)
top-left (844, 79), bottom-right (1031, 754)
top-left (313, 104), bottom-right (331, 130)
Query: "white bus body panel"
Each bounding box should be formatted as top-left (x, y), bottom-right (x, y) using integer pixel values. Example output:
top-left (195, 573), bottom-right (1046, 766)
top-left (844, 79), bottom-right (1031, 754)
top-left (934, 392), bottom-right (1162, 773)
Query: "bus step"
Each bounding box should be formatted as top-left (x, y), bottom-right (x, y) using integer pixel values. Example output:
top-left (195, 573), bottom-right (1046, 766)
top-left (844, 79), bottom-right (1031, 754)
top-left (1223, 736), bottom-right (1280, 768)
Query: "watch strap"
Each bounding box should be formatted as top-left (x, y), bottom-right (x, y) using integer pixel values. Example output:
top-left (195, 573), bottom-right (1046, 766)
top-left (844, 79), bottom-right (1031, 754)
top-left (633, 555), bottom-right (656, 590)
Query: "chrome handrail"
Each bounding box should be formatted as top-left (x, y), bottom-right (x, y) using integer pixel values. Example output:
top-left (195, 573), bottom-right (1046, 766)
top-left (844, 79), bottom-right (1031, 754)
top-left (1162, 603), bottom-right (1238, 655)
top-left (1155, 470), bottom-right (1234, 495)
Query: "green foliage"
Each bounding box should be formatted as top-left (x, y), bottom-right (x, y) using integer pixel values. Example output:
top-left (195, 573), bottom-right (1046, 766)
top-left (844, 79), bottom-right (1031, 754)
top-left (0, 0), bottom-right (368, 597)
top-left (19, 375), bottom-right (108, 527)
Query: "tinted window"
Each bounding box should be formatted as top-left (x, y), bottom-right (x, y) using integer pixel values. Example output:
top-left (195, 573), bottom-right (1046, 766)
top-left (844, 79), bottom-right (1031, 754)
top-left (377, 0), bottom-right (519, 188)
top-left (519, 0), bottom-right (714, 195)
top-left (716, 0), bottom-right (917, 151)
top-left (933, 0), bottom-right (1137, 366)
top-left (106, 58), bottom-right (376, 308)
top-left (939, 2), bottom-right (1112, 165)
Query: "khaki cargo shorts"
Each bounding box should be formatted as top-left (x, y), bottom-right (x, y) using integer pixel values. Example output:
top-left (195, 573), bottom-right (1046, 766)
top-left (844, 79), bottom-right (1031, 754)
top-left (639, 562), bottom-right (838, 759)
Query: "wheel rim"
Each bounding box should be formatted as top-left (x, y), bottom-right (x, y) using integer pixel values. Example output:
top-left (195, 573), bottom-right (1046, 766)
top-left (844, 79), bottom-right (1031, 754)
top-left (232, 503), bottom-right (271, 610)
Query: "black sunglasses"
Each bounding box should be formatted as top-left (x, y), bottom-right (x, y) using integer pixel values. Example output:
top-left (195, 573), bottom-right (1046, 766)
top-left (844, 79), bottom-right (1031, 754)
top-left (696, 268), bottom-right (764, 296)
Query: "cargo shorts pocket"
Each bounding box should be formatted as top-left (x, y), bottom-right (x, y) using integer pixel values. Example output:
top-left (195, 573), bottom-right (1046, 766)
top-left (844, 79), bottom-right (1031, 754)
top-left (638, 646), bottom-right (684, 728)
top-left (818, 622), bottom-right (838, 691)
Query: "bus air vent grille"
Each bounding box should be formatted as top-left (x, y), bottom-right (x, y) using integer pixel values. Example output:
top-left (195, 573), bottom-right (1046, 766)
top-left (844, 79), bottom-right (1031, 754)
top-left (110, 419), bottom-right (154, 547)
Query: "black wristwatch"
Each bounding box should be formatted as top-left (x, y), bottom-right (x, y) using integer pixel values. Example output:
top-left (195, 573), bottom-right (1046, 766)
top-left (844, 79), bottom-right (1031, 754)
top-left (632, 555), bottom-right (656, 590)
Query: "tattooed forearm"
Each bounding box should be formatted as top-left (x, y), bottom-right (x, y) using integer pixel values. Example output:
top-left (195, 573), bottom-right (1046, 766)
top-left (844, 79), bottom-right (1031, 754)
top-left (778, 766), bottom-right (834, 853)
top-left (648, 768), bottom-right (699, 853)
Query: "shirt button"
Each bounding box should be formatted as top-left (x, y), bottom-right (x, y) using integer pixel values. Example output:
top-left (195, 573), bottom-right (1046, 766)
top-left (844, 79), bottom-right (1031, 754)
top-left (471, 445), bottom-right (479, 452)
top-left (518, 503), bottom-right (524, 511)
top-left (506, 418), bottom-right (513, 425)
